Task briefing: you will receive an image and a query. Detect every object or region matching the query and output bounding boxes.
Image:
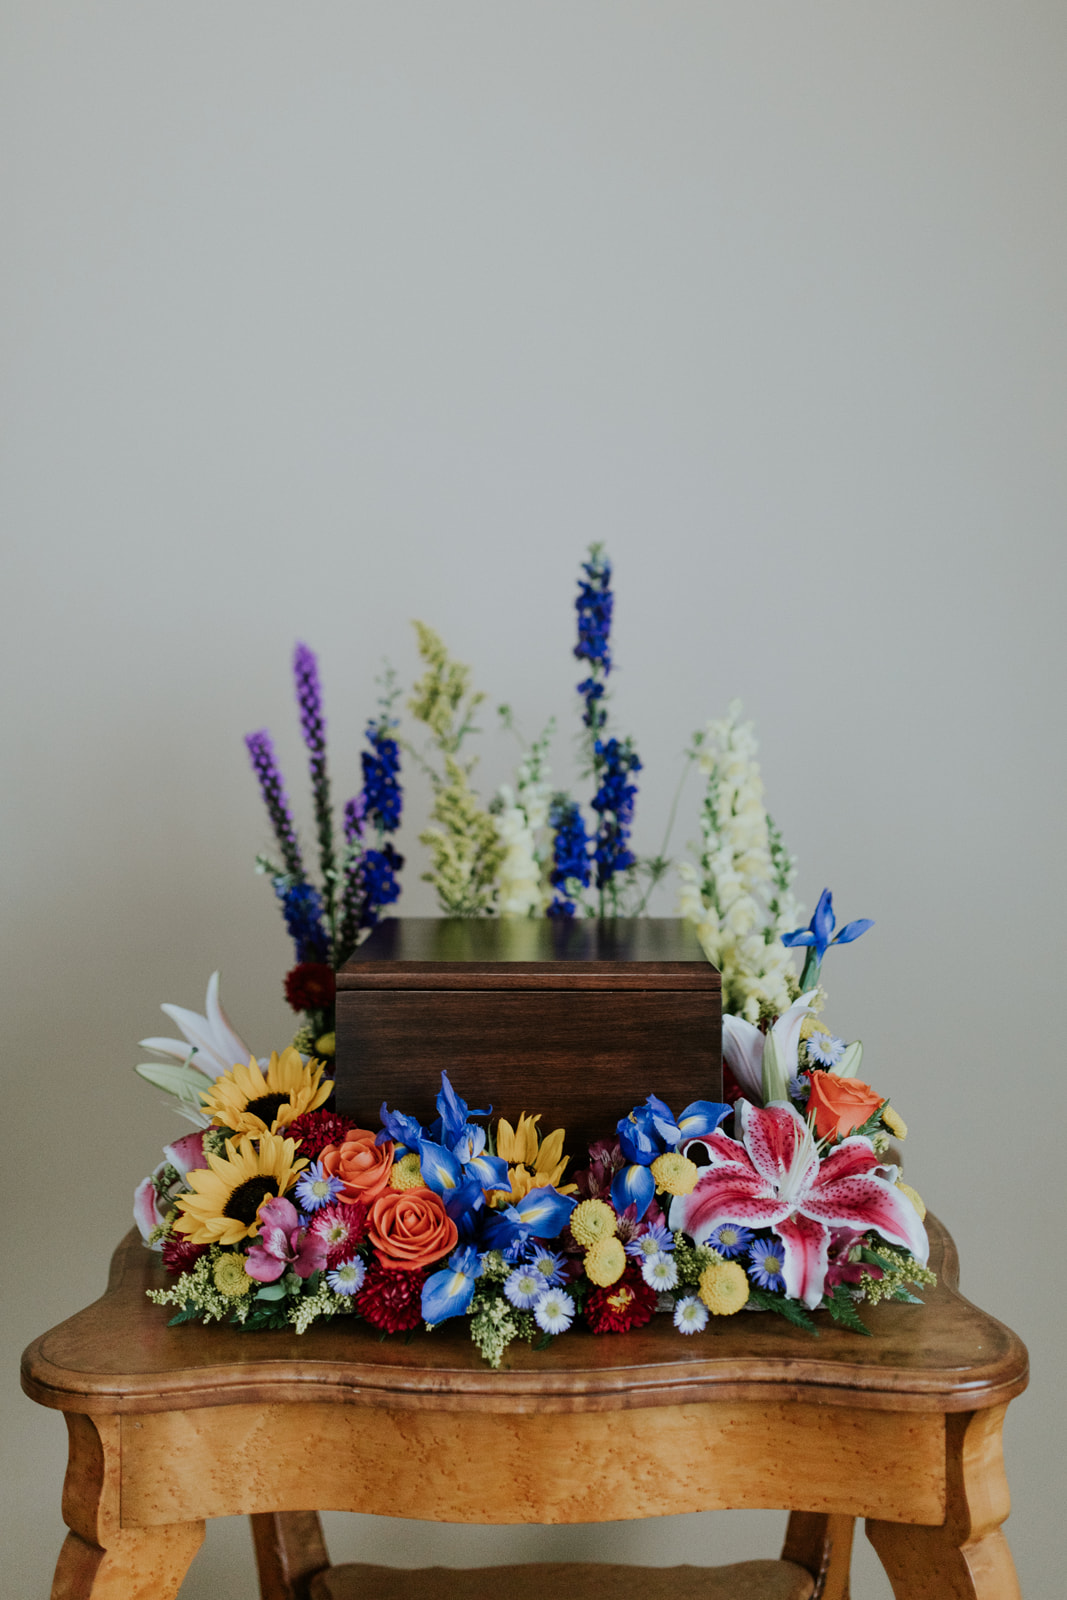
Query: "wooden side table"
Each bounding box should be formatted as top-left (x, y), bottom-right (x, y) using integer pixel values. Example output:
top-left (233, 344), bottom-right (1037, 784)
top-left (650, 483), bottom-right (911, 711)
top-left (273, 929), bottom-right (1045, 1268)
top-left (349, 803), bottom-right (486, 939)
top-left (22, 1215), bottom-right (1027, 1600)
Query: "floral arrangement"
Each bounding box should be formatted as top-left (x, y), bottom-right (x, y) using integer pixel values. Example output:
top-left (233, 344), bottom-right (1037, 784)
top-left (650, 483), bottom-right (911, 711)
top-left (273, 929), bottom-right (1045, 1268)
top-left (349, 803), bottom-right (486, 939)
top-left (132, 545), bottom-right (933, 1360)
top-left (135, 920), bottom-right (932, 1359)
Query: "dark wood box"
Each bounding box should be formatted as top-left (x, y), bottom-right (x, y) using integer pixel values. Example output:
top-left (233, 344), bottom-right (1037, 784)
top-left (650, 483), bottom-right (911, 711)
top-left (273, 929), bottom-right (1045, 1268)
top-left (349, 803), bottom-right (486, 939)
top-left (335, 918), bottom-right (721, 1155)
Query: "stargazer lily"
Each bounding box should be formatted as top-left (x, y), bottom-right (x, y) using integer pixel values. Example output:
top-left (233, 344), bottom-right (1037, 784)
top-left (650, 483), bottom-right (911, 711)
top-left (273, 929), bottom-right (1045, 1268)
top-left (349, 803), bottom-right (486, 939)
top-left (670, 1100), bottom-right (928, 1310)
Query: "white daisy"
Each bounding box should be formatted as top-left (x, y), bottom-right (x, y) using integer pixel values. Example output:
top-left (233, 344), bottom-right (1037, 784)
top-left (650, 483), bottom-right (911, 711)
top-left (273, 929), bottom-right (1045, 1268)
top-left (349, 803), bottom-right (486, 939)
top-left (673, 1296), bottom-right (709, 1334)
top-left (641, 1252), bottom-right (679, 1291)
top-left (533, 1288), bottom-right (575, 1335)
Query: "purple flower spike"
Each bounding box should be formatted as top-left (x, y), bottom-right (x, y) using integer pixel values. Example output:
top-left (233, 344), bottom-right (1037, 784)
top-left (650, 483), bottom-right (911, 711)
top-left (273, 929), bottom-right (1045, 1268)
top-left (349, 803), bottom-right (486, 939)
top-left (293, 643), bottom-right (335, 927)
top-left (245, 729), bottom-right (304, 881)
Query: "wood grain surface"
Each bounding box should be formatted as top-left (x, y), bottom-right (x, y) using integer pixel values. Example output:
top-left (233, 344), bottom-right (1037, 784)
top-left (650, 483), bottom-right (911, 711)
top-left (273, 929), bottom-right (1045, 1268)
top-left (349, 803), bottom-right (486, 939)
top-left (21, 1216), bottom-right (1028, 1420)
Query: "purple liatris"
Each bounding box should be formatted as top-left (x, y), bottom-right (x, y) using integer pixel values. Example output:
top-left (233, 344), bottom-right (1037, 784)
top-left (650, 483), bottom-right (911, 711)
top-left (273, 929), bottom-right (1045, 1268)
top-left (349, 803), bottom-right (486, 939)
top-left (547, 795), bottom-right (591, 917)
top-left (244, 730), bottom-right (304, 881)
top-left (293, 643), bottom-right (336, 918)
top-left (275, 879), bottom-right (330, 964)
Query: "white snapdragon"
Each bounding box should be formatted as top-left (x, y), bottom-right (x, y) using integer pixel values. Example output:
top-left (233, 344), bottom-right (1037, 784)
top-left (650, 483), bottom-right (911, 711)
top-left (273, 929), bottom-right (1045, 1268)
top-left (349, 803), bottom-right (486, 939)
top-left (679, 701), bottom-right (802, 1019)
top-left (494, 801), bottom-right (546, 916)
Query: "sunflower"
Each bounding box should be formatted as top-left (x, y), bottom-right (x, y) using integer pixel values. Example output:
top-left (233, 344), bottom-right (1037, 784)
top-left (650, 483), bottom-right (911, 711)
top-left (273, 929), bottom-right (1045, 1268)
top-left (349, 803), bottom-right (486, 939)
top-left (200, 1047), bottom-right (332, 1135)
top-left (173, 1132), bottom-right (307, 1245)
top-left (492, 1113), bottom-right (577, 1206)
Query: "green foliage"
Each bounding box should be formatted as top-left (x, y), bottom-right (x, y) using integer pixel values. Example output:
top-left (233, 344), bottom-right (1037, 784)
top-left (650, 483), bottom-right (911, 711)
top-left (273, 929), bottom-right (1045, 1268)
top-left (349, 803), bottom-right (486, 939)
top-left (746, 1283), bottom-right (819, 1334)
top-left (824, 1284), bottom-right (873, 1336)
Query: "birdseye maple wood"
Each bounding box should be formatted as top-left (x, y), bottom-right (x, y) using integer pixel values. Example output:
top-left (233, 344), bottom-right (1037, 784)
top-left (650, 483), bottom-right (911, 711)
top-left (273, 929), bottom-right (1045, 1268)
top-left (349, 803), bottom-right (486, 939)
top-left (334, 918), bottom-right (721, 1150)
top-left (22, 1211), bottom-right (1028, 1599)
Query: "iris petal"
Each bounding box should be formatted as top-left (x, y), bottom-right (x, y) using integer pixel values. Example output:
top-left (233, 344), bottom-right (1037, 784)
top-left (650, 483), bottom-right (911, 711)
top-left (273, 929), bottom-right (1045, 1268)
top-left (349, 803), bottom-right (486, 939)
top-left (611, 1163), bottom-right (656, 1221)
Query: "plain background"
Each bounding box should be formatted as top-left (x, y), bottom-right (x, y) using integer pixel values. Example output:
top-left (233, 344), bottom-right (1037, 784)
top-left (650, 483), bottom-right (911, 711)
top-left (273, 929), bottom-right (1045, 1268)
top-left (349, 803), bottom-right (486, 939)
top-left (3, 5), bottom-right (1065, 1596)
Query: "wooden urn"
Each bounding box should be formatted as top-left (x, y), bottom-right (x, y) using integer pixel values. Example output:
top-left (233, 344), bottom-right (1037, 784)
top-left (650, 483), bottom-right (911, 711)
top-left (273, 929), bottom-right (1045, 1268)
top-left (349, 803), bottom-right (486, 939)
top-left (334, 917), bottom-right (721, 1154)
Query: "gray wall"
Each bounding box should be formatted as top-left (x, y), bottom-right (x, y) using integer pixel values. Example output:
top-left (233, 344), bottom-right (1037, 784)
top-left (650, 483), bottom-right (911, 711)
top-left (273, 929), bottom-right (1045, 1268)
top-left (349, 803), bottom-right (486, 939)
top-left (3, 6), bottom-right (1064, 1595)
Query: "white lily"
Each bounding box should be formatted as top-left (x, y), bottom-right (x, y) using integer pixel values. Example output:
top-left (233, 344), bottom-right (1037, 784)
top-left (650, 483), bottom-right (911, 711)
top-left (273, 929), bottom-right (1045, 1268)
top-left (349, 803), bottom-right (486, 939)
top-left (136, 972), bottom-right (259, 1123)
top-left (722, 990), bottom-right (819, 1106)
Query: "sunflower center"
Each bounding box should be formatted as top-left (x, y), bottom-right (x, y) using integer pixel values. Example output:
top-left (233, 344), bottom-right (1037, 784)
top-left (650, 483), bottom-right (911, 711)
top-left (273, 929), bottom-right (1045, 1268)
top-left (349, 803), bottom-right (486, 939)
top-left (243, 1092), bottom-right (290, 1125)
top-left (223, 1177), bottom-right (279, 1225)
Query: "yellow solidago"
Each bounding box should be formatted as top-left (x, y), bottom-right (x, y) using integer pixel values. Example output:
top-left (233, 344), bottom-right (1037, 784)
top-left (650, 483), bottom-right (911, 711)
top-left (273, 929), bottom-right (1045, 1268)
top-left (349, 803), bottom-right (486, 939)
top-left (584, 1236), bottom-right (626, 1287)
top-left (213, 1252), bottom-right (253, 1299)
top-left (173, 1131), bottom-right (306, 1246)
top-left (698, 1258), bottom-right (750, 1316)
top-left (200, 1048), bottom-right (332, 1136)
top-left (882, 1105), bottom-right (907, 1141)
top-left (389, 1153), bottom-right (425, 1191)
top-left (651, 1152), bottom-right (699, 1197)
top-left (570, 1198), bottom-right (617, 1247)
top-left (408, 621), bottom-right (483, 752)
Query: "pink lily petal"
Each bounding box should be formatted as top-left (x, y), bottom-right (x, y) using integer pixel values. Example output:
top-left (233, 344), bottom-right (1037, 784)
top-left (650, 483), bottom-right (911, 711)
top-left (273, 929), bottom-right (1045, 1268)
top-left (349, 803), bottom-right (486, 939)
top-left (816, 1136), bottom-right (882, 1185)
top-left (244, 1242), bottom-right (287, 1283)
top-left (776, 1213), bottom-right (830, 1309)
top-left (800, 1174), bottom-right (929, 1265)
top-left (670, 1167), bottom-right (791, 1241)
top-left (134, 1171), bottom-right (166, 1244)
top-left (164, 1130), bottom-right (208, 1181)
top-left (693, 1128), bottom-right (753, 1171)
top-left (739, 1102), bottom-right (819, 1195)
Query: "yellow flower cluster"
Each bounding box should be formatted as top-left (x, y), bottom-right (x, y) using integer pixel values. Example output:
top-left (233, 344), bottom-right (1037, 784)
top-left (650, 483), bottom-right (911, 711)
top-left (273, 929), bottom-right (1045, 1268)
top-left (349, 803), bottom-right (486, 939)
top-left (570, 1198), bottom-right (626, 1287)
top-left (650, 1152), bottom-right (699, 1196)
top-left (698, 1257), bottom-right (750, 1316)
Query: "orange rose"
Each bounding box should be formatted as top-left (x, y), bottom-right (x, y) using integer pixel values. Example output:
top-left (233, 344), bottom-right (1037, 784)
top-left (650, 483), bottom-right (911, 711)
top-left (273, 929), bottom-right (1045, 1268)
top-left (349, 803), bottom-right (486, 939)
top-left (321, 1130), bottom-right (394, 1205)
top-left (806, 1073), bottom-right (885, 1142)
top-left (367, 1189), bottom-right (458, 1271)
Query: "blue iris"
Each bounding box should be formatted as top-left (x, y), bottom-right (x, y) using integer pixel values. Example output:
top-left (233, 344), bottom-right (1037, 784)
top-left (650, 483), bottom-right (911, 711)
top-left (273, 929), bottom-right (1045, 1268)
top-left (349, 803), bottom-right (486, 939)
top-left (782, 888), bottom-right (873, 988)
top-left (421, 1245), bottom-right (481, 1325)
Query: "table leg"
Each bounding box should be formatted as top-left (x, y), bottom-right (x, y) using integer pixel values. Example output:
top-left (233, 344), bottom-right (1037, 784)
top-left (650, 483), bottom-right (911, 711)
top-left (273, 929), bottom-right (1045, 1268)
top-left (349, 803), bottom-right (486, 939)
top-left (251, 1511), bottom-right (331, 1600)
top-left (52, 1414), bottom-right (203, 1600)
top-left (781, 1511), bottom-right (855, 1598)
top-left (866, 1408), bottom-right (1022, 1600)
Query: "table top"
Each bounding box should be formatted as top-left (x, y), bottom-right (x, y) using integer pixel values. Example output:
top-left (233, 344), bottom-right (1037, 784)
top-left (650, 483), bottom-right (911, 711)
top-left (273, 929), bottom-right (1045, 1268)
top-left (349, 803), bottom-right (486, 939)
top-left (21, 1216), bottom-right (1027, 1420)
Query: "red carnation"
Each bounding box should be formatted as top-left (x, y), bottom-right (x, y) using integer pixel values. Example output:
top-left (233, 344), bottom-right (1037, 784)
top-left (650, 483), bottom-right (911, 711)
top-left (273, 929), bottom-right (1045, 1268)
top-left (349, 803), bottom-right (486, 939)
top-left (308, 1200), bottom-right (369, 1268)
top-left (286, 1109), bottom-right (358, 1162)
top-left (355, 1259), bottom-right (426, 1334)
top-left (161, 1236), bottom-right (208, 1276)
top-left (284, 962), bottom-right (336, 1014)
top-left (584, 1264), bottom-right (659, 1335)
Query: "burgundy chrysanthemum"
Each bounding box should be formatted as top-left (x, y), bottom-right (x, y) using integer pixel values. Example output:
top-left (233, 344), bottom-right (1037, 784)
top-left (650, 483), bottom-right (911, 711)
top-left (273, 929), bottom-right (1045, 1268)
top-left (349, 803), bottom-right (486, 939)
top-left (355, 1259), bottom-right (426, 1333)
top-left (308, 1200), bottom-right (369, 1267)
top-left (161, 1236), bottom-right (209, 1276)
top-left (286, 1109), bottom-right (357, 1162)
top-left (584, 1264), bottom-right (659, 1335)
top-left (283, 962), bottom-right (337, 1014)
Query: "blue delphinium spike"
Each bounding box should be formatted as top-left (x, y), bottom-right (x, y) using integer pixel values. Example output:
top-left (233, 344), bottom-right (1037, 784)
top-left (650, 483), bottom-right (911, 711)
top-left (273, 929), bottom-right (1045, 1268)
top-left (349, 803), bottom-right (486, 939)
top-left (274, 879), bottom-right (330, 964)
top-left (547, 794), bottom-right (591, 916)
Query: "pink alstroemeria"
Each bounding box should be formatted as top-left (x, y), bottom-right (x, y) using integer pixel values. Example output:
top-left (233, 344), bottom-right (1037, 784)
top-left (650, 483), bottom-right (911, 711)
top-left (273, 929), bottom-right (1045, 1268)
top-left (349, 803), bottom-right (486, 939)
top-left (670, 1100), bottom-right (928, 1309)
top-left (244, 1196), bottom-right (329, 1284)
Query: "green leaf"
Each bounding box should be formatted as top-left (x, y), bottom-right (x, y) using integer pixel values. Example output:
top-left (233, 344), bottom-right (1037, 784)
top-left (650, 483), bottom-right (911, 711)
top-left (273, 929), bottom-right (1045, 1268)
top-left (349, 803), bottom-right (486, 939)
top-left (747, 1284), bottom-right (819, 1334)
top-left (166, 1303), bottom-right (202, 1326)
top-left (533, 1333), bottom-right (554, 1352)
top-left (255, 1284), bottom-right (287, 1302)
top-left (826, 1285), bottom-right (873, 1336)
top-left (890, 1289), bottom-right (925, 1305)
top-left (860, 1245), bottom-right (898, 1271)
top-left (135, 1061), bottom-right (212, 1102)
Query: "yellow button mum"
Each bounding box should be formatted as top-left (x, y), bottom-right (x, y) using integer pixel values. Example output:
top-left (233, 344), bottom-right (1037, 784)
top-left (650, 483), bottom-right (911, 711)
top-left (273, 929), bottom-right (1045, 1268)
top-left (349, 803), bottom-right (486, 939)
top-left (882, 1105), bottom-right (908, 1141)
top-left (389, 1152), bottom-right (425, 1191)
top-left (315, 1032), bottom-right (336, 1058)
top-left (650, 1152), bottom-right (699, 1197)
top-left (698, 1259), bottom-right (750, 1316)
top-left (570, 1198), bottom-right (617, 1247)
top-left (199, 1047), bottom-right (333, 1136)
top-left (896, 1180), bottom-right (926, 1220)
top-left (584, 1236), bottom-right (627, 1287)
top-left (213, 1252), bottom-right (253, 1299)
